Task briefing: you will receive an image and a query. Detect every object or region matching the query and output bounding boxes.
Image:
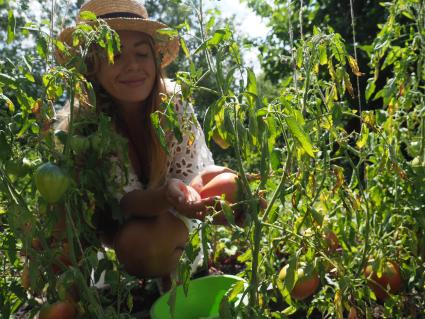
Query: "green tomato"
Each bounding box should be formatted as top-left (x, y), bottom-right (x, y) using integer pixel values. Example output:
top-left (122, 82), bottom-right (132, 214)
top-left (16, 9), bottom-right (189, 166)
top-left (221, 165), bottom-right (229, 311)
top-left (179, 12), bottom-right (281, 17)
top-left (34, 162), bottom-right (69, 203)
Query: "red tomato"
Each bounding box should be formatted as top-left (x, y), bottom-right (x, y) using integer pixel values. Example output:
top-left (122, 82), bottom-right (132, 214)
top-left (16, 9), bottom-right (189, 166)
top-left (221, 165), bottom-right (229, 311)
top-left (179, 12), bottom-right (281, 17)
top-left (279, 265), bottom-right (320, 300)
top-left (38, 301), bottom-right (77, 319)
top-left (364, 260), bottom-right (402, 300)
top-left (51, 242), bottom-right (73, 274)
top-left (199, 172), bottom-right (239, 203)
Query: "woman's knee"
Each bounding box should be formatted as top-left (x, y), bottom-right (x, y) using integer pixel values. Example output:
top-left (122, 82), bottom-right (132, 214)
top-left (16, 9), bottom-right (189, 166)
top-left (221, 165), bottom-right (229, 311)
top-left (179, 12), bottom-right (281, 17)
top-left (113, 213), bottom-right (189, 278)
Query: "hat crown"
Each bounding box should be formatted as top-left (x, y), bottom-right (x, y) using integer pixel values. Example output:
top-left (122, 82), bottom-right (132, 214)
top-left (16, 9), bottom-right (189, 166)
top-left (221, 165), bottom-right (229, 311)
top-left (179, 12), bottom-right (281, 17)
top-left (78, 0), bottom-right (149, 22)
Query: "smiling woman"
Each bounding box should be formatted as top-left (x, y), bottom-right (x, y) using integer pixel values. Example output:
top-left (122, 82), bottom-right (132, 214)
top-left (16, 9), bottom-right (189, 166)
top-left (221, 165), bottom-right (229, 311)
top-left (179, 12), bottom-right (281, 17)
top-left (95, 31), bottom-right (157, 108)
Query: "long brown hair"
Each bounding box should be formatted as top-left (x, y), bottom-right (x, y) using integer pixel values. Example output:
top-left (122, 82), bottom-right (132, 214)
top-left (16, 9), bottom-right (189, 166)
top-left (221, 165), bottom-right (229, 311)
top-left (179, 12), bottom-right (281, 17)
top-left (57, 35), bottom-right (168, 189)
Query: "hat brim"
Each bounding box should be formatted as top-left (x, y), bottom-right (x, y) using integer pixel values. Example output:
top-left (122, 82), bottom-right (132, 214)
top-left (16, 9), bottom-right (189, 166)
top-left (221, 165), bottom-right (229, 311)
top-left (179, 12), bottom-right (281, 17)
top-left (56, 18), bottom-right (179, 68)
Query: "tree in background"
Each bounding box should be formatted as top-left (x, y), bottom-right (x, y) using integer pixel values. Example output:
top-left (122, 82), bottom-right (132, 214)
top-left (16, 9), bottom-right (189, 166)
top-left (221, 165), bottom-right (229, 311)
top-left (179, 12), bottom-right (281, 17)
top-left (243, 0), bottom-right (388, 113)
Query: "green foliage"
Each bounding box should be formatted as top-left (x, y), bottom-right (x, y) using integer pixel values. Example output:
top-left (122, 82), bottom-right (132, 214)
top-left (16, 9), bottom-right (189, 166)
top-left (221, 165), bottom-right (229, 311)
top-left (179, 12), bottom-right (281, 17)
top-left (0, 0), bottom-right (424, 318)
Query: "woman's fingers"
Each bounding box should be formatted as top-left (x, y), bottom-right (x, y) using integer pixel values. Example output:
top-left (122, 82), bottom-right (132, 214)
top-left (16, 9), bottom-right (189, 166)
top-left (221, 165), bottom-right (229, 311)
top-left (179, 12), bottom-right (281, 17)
top-left (175, 196), bottom-right (219, 219)
top-left (166, 178), bottom-right (187, 204)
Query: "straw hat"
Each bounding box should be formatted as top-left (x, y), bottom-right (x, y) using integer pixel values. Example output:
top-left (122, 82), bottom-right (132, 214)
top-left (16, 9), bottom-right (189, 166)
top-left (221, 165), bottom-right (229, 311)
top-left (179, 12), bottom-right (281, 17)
top-left (56, 0), bottom-right (179, 67)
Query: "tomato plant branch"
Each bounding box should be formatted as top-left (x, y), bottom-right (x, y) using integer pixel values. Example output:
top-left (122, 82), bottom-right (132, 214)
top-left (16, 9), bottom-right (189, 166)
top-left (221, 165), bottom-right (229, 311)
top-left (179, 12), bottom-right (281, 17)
top-left (343, 149), bottom-right (371, 276)
top-left (0, 168), bottom-right (30, 214)
top-left (261, 148), bottom-right (292, 223)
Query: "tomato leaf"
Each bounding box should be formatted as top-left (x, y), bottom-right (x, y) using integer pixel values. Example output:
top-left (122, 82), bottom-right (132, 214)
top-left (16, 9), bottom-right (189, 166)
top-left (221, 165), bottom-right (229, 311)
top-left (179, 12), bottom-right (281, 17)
top-left (150, 112), bottom-right (170, 156)
top-left (282, 305), bottom-right (297, 315)
top-left (356, 123), bottom-right (369, 149)
top-left (221, 200), bottom-right (235, 225)
top-left (285, 116), bottom-right (315, 158)
top-left (79, 10), bottom-right (97, 21)
top-left (283, 258), bottom-right (297, 293)
top-left (7, 10), bottom-right (15, 44)
top-left (180, 38), bottom-right (190, 57)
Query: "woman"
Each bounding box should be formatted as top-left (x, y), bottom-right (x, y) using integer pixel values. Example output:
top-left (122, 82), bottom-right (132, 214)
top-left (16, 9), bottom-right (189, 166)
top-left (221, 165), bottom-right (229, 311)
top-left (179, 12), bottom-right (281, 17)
top-left (56, 0), bottom-right (235, 279)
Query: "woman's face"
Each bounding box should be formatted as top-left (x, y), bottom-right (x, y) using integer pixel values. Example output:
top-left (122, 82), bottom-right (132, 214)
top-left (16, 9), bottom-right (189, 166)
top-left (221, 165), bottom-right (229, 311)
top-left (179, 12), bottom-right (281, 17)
top-left (96, 30), bottom-right (157, 108)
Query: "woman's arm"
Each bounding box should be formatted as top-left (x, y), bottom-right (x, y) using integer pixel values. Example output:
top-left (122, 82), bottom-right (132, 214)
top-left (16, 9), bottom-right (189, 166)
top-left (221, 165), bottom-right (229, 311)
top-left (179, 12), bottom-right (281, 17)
top-left (119, 184), bottom-right (170, 218)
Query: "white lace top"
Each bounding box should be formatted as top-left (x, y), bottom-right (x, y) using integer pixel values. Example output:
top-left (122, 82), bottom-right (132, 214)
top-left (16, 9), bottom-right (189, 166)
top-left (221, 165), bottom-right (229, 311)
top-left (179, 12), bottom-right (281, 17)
top-left (116, 80), bottom-right (214, 200)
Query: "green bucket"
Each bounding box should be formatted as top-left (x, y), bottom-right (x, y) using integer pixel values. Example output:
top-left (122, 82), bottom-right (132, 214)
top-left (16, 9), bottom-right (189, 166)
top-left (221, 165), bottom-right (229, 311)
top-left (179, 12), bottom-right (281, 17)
top-left (150, 275), bottom-right (245, 319)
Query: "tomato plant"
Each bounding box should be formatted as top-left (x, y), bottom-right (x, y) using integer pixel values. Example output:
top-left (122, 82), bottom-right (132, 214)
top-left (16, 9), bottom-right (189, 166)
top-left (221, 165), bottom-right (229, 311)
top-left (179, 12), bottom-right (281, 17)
top-left (0, 0), bottom-right (424, 317)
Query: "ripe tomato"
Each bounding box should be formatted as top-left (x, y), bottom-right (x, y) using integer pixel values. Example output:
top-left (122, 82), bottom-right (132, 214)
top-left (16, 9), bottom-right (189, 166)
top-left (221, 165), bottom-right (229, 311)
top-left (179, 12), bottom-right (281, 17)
top-left (51, 242), bottom-right (73, 274)
top-left (364, 260), bottom-right (402, 300)
top-left (31, 238), bottom-right (43, 250)
top-left (34, 162), bottom-right (69, 203)
top-left (199, 172), bottom-right (239, 203)
top-left (38, 301), bottom-right (77, 319)
top-left (57, 273), bottom-right (80, 303)
top-left (348, 306), bottom-right (358, 319)
top-left (21, 265), bottom-right (30, 290)
top-left (279, 264), bottom-right (320, 300)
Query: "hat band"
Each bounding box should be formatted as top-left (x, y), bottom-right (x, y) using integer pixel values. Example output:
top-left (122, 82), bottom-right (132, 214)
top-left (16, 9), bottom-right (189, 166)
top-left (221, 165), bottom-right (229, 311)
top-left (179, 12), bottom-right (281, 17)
top-left (98, 12), bottom-right (145, 19)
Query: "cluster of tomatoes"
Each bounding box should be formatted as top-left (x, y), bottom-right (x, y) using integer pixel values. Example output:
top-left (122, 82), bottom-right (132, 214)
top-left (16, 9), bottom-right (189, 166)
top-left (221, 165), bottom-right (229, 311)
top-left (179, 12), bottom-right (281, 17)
top-left (277, 231), bottom-right (403, 308)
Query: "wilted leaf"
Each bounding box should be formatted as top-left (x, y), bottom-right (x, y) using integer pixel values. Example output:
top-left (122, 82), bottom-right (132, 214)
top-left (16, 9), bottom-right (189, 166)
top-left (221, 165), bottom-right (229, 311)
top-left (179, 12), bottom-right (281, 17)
top-left (347, 55), bottom-right (363, 76)
top-left (344, 71), bottom-right (354, 98)
top-left (356, 123), bottom-right (369, 149)
top-left (0, 94), bottom-right (15, 112)
top-left (334, 290), bottom-right (343, 319)
top-left (318, 44), bottom-right (327, 65)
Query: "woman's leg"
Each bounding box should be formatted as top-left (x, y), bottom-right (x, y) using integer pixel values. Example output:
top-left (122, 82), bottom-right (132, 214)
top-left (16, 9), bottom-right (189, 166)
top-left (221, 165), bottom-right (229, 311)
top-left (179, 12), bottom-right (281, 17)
top-left (113, 211), bottom-right (189, 278)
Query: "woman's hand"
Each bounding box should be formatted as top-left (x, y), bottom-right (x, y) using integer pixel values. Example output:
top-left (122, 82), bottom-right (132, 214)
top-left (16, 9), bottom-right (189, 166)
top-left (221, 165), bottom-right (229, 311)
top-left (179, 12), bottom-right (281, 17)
top-left (165, 178), bottom-right (218, 219)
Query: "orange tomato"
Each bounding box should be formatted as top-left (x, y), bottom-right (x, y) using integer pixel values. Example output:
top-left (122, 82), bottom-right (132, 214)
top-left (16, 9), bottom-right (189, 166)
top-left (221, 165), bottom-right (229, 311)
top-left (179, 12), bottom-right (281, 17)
top-left (348, 306), bottom-right (358, 319)
top-left (51, 242), bottom-right (73, 274)
top-left (199, 172), bottom-right (239, 203)
top-left (31, 238), bottom-right (43, 250)
top-left (279, 265), bottom-right (320, 301)
top-left (364, 260), bottom-right (402, 300)
top-left (21, 265), bottom-right (30, 290)
top-left (38, 301), bottom-right (77, 319)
